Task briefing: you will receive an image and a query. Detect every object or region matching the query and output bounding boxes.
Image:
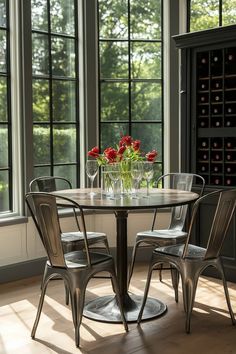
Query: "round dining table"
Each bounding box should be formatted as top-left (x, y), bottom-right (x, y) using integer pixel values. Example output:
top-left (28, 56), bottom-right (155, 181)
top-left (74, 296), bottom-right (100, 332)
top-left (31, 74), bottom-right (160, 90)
top-left (56, 187), bottom-right (199, 323)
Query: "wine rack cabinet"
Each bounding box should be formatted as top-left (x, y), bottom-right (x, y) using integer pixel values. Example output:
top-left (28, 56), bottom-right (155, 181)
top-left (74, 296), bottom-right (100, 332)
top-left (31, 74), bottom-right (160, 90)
top-left (173, 25), bottom-right (236, 282)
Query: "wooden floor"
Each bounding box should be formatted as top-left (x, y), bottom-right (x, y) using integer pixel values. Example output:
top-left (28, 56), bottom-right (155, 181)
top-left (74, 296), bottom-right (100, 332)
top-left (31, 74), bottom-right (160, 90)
top-left (1, 264), bottom-right (236, 354)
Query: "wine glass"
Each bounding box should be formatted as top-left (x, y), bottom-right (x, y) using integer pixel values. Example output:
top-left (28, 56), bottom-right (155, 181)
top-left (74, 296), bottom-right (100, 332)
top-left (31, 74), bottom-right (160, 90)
top-left (86, 159), bottom-right (98, 196)
top-left (142, 161), bottom-right (154, 197)
top-left (130, 161), bottom-right (143, 198)
top-left (107, 163), bottom-right (121, 199)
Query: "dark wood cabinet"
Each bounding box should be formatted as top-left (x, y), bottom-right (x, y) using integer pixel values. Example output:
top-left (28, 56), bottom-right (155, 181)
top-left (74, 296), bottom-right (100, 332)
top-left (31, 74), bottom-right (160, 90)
top-left (173, 25), bottom-right (236, 282)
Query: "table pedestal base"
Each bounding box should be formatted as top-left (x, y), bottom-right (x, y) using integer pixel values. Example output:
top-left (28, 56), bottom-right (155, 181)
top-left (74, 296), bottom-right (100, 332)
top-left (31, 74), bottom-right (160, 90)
top-left (83, 293), bottom-right (167, 323)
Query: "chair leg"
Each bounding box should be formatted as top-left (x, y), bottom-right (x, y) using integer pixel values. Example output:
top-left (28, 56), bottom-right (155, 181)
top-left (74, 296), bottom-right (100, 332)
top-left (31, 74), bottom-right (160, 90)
top-left (65, 282), bottom-right (70, 305)
top-left (128, 241), bottom-right (142, 287)
top-left (104, 238), bottom-right (111, 254)
top-left (218, 261), bottom-right (235, 325)
top-left (137, 261), bottom-right (156, 324)
top-left (170, 265), bottom-right (179, 303)
top-left (159, 263), bottom-right (163, 282)
top-left (70, 283), bottom-right (87, 348)
top-left (31, 277), bottom-right (49, 338)
top-left (181, 266), bottom-right (199, 334)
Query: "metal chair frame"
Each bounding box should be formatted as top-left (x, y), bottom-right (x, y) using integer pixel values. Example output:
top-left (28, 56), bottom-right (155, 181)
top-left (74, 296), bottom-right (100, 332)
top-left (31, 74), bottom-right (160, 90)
top-left (138, 189), bottom-right (236, 333)
top-left (29, 176), bottom-right (110, 254)
top-left (128, 173), bottom-right (205, 301)
top-left (26, 192), bottom-right (128, 347)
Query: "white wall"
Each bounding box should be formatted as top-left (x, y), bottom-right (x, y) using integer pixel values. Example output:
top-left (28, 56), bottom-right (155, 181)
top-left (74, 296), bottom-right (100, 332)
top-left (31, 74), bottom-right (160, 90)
top-left (0, 211), bottom-right (171, 267)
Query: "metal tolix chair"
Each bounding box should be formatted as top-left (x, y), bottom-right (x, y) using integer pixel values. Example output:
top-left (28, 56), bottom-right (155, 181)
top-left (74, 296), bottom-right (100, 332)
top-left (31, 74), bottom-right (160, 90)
top-left (128, 173), bottom-right (205, 301)
top-left (138, 189), bottom-right (236, 333)
top-left (25, 192), bottom-right (128, 348)
top-left (29, 176), bottom-right (110, 254)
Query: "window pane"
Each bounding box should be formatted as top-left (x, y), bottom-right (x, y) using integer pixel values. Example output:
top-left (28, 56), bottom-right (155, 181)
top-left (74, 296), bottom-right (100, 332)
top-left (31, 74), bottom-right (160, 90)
top-left (53, 125), bottom-right (76, 163)
top-left (54, 164), bottom-right (77, 187)
top-left (33, 79), bottom-right (50, 122)
top-left (50, 0), bottom-right (75, 35)
top-left (0, 0), bottom-right (6, 27)
top-left (0, 77), bottom-right (7, 122)
top-left (100, 123), bottom-right (129, 151)
top-left (0, 30), bottom-right (7, 72)
top-left (51, 36), bottom-right (75, 77)
top-left (32, 33), bottom-right (49, 75)
top-left (31, 0), bottom-right (48, 31)
top-left (131, 42), bottom-right (161, 79)
top-left (100, 82), bottom-right (129, 121)
top-left (132, 123), bottom-right (162, 160)
top-left (0, 170), bottom-right (9, 212)
top-left (190, 0), bottom-right (219, 31)
top-left (0, 125), bottom-right (8, 167)
top-left (222, 0), bottom-right (236, 26)
top-left (33, 125), bottom-right (51, 164)
top-left (100, 41), bottom-right (128, 79)
top-left (130, 0), bottom-right (161, 40)
top-left (34, 166), bottom-right (51, 178)
top-left (99, 0), bottom-right (128, 39)
top-left (52, 80), bottom-right (76, 122)
top-left (132, 82), bottom-right (162, 121)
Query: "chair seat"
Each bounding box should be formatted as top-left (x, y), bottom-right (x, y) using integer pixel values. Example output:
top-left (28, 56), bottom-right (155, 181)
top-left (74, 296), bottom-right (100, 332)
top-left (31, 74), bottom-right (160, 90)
top-left (154, 244), bottom-right (206, 259)
top-left (61, 231), bottom-right (107, 244)
top-left (47, 250), bottom-right (113, 269)
top-left (137, 229), bottom-right (187, 243)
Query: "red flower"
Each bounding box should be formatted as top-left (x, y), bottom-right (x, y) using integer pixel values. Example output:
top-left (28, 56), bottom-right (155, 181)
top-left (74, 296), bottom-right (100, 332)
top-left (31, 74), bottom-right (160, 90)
top-left (146, 150), bottom-right (158, 162)
top-left (88, 146), bottom-right (100, 158)
top-left (104, 147), bottom-right (118, 162)
top-left (119, 135), bottom-right (133, 147)
top-left (132, 140), bottom-right (141, 151)
top-left (118, 145), bottom-right (126, 155)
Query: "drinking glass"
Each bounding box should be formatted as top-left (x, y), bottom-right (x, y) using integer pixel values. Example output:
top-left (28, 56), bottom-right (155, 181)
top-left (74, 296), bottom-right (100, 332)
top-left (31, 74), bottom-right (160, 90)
top-left (86, 159), bottom-right (98, 196)
top-left (107, 163), bottom-right (121, 199)
top-left (142, 161), bottom-right (154, 197)
top-left (131, 161), bottom-right (143, 198)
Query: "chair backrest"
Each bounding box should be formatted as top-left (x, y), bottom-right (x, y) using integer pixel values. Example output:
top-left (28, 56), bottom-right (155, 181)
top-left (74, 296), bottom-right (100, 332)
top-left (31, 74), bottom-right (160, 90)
top-left (183, 189), bottom-right (236, 259)
top-left (152, 173), bottom-right (205, 231)
top-left (29, 176), bottom-right (72, 192)
top-left (25, 192), bottom-right (91, 267)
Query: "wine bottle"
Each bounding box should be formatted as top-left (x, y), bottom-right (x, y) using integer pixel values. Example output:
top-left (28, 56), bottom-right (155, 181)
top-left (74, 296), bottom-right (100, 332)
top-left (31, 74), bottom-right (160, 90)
top-left (201, 165), bottom-right (206, 172)
top-left (200, 96), bottom-right (206, 102)
top-left (214, 154), bottom-right (220, 160)
top-left (200, 121), bottom-right (206, 127)
top-left (228, 54), bottom-right (234, 61)
top-left (226, 120), bottom-right (231, 127)
top-left (226, 178), bottom-right (232, 185)
top-left (201, 58), bottom-right (207, 64)
top-left (227, 107), bottom-right (232, 113)
top-left (202, 153), bottom-right (208, 160)
top-left (226, 166), bottom-right (232, 173)
top-left (226, 153), bottom-right (232, 160)
top-left (226, 141), bottom-right (232, 148)
top-left (213, 56), bottom-right (218, 62)
top-left (215, 121), bottom-right (220, 127)
top-left (213, 166), bottom-right (219, 172)
top-left (201, 140), bottom-right (208, 148)
top-left (214, 95), bottom-right (220, 101)
top-left (201, 108), bottom-right (206, 115)
top-left (213, 108), bottom-right (218, 114)
top-left (212, 141), bottom-right (218, 148)
top-left (215, 178), bottom-right (220, 185)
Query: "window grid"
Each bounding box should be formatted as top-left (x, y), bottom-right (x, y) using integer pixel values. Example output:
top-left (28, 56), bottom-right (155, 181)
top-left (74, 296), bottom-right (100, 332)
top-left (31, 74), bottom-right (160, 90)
top-left (98, 0), bottom-right (163, 175)
top-left (31, 0), bottom-right (80, 188)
